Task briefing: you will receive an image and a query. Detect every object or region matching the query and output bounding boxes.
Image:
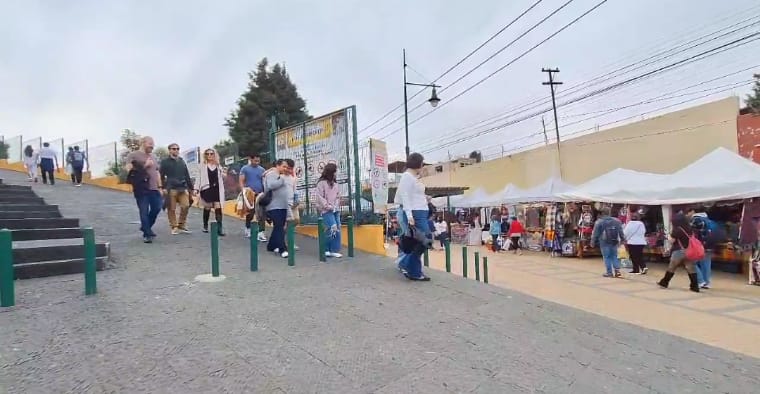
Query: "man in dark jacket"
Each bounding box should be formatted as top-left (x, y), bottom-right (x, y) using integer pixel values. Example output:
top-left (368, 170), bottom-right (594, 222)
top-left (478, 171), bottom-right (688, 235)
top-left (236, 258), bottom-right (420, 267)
top-left (160, 143), bottom-right (194, 235)
top-left (591, 207), bottom-right (626, 278)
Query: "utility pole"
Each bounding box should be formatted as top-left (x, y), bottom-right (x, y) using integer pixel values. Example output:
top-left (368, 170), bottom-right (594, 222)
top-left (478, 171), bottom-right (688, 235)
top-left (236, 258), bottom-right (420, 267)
top-left (541, 116), bottom-right (549, 146)
top-left (542, 68), bottom-right (563, 179)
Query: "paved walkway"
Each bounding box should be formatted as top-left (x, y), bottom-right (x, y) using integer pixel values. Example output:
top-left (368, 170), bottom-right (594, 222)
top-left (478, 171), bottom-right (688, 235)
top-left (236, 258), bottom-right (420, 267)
top-left (422, 243), bottom-right (760, 359)
top-left (1, 170), bottom-right (759, 393)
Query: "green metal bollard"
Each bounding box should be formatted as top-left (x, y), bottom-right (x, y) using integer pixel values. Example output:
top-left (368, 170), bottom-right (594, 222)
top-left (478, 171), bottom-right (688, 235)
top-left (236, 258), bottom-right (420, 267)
top-left (474, 251), bottom-right (480, 282)
top-left (250, 223), bottom-right (259, 272)
top-left (483, 256), bottom-right (489, 284)
top-left (0, 229), bottom-right (15, 307)
top-left (444, 240), bottom-right (451, 273)
top-left (210, 222), bottom-right (220, 277)
top-left (347, 216), bottom-right (355, 258)
top-left (317, 217), bottom-right (326, 262)
top-left (423, 248), bottom-right (429, 267)
top-left (83, 227), bottom-right (97, 295)
top-left (287, 222), bottom-right (295, 267)
top-left (462, 246), bottom-right (468, 278)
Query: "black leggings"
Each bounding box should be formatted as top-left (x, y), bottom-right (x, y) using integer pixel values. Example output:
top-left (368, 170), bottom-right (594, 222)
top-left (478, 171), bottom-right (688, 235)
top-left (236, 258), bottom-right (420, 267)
top-left (627, 244), bottom-right (646, 272)
top-left (203, 208), bottom-right (223, 228)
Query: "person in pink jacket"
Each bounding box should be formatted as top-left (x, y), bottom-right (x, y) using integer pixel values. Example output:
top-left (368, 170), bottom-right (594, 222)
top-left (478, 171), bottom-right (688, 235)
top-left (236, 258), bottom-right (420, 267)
top-left (315, 163), bottom-right (342, 258)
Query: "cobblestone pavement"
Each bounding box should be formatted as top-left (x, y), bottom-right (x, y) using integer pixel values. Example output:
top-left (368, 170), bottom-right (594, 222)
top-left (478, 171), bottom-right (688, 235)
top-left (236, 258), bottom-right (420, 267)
top-left (1, 170), bottom-right (759, 393)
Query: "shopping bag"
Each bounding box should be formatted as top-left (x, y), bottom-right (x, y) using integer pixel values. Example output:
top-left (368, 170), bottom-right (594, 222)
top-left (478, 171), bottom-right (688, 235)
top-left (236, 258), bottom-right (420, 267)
top-left (617, 245), bottom-right (629, 259)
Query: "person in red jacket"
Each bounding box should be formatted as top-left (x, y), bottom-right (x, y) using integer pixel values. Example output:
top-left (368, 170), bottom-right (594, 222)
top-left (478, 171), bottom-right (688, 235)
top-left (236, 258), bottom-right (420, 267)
top-left (508, 216), bottom-right (525, 255)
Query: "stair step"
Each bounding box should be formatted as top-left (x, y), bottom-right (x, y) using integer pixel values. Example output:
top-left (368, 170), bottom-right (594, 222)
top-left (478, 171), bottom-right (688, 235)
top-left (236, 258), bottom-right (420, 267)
top-left (10, 228), bottom-right (84, 241)
top-left (0, 211), bottom-right (62, 219)
top-left (13, 257), bottom-right (108, 280)
top-left (0, 197), bottom-right (45, 204)
top-left (0, 218), bottom-right (80, 230)
top-left (0, 183), bottom-right (30, 189)
top-left (12, 243), bottom-right (109, 264)
top-left (0, 188), bottom-right (38, 195)
top-left (0, 204), bottom-right (59, 212)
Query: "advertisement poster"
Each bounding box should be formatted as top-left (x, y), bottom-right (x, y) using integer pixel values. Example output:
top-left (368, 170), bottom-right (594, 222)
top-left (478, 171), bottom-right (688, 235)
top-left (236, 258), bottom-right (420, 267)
top-left (369, 138), bottom-right (389, 213)
top-left (274, 109), bottom-right (349, 190)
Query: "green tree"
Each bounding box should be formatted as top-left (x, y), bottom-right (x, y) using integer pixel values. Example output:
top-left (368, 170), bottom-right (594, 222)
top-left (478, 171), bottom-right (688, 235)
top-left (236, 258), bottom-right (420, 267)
top-left (213, 139), bottom-right (238, 163)
top-left (153, 147), bottom-right (169, 162)
top-left (746, 73), bottom-right (760, 113)
top-left (0, 141), bottom-right (8, 160)
top-left (106, 129), bottom-right (143, 182)
top-left (225, 58), bottom-right (310, 157)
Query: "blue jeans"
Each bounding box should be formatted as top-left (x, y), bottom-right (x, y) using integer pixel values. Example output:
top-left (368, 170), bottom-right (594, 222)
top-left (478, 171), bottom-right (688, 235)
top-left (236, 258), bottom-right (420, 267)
top-left (600, 243), bottom-right (620, 274)
top-left (267, 209), bottom-right (288, 252)
top-left (695, 252), bottom-right (712, 285)
top-left (136, 190), bottom-right (162, 237)
top-left (399, 210), bottom-right (432, 279)
top-left (322, 211), bottom-right (341, 253)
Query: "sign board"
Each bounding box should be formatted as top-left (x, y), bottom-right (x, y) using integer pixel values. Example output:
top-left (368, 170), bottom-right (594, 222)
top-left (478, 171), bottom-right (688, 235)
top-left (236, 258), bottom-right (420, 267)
top-left (274, 109), bottom-right (349, 190)
top-left (181, 147), bottom-right (201, 189)
top-left (224, 156), bottom-right (235, 166)
top-left (369, 138), bottom-right (389, 213)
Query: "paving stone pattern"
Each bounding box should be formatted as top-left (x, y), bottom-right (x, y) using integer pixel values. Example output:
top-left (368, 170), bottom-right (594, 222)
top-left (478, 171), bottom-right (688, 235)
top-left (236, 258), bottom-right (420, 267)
top-left (0, 170), bottom-right (759, 393)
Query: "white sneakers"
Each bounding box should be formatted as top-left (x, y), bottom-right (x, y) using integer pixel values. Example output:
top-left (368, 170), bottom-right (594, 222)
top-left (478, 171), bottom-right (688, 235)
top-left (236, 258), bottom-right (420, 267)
top-left (325, 252), bottom-right (343, 258)
top-left (244, 228), bottom-right (251, 238)
top-left (257, 232), bottom-right (267, 242)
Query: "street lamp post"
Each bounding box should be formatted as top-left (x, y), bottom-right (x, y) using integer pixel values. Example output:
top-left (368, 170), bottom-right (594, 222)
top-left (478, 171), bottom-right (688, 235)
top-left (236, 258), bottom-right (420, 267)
top-left (403, 49), bottom-right (441, 158)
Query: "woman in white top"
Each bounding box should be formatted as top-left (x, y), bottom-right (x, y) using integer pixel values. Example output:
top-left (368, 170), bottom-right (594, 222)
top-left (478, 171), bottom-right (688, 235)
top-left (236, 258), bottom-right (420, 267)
top-left (395, 152), bottom-right (431, 281)
top-left (22, 145), bottom-right (39, 182)
top-left (623, 212), bottom-right (648, 274)
top-left (434, 216), bottom-right (448, 249)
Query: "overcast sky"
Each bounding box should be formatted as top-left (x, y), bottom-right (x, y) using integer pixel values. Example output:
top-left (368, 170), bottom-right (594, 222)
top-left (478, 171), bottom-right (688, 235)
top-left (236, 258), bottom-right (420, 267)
top-left (1, 0), bottom-right (758, 163)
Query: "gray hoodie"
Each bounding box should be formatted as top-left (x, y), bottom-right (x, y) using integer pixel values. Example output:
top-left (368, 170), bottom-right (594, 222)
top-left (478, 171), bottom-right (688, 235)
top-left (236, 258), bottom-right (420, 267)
top-left (264, 171), bottom-right (293, 211)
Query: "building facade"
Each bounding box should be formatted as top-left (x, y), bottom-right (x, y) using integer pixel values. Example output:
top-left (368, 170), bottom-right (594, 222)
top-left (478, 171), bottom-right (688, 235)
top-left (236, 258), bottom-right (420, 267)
top-left (421, 97), bottom-right (741, 193)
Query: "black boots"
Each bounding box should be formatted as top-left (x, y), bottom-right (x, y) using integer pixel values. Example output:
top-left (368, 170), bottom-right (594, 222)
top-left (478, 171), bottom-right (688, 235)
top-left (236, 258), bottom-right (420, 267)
top-left (658, 271), bottom-right (675, 288)
top-left (214, 209), bottom-right (225, 236)
top-left (688, 273), bottom-right (700, 293)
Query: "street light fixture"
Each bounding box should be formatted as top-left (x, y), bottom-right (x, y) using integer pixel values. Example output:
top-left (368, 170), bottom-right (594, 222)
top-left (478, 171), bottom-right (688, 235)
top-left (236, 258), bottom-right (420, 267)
top-left (403, 48), bottom-right (441, 158)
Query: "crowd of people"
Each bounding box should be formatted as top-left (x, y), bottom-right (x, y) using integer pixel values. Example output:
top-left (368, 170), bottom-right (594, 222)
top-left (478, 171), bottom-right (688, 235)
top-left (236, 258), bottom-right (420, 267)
top-left (21, 143), bottom-right (88, 186)
top-left (123, 136), bottom-right (343, 261)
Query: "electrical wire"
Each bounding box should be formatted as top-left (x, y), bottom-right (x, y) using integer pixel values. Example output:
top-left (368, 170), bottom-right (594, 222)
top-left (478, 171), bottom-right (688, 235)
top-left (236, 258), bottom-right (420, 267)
top-left (357, 0), bottom-right (545, 136)
top-left (413, 34), bottom-right (760, 153)
top-left (372, 0), bottom-right (611, 141)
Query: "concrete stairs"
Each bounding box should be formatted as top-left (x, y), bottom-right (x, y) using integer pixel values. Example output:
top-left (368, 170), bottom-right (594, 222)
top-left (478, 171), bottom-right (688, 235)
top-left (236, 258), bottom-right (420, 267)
top-left (0, 180), bottom-right (109, 279)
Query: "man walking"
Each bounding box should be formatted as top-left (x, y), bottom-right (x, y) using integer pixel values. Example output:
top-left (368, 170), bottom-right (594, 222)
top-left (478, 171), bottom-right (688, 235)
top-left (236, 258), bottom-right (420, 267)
top-left (70, 146), bottom-right (87, 186)
top-left (591, 207), bottom-right (626, 278)
top-left (38, 142), bottom-right (59, 185)
top-left (160, 143), bottom-right (194, 235)
top-left (65, 147), bottom-right (75, 183)
top-left (239, 153), bottom-right (266, 240)
top-left (126, 136), bottom-right (162, 243)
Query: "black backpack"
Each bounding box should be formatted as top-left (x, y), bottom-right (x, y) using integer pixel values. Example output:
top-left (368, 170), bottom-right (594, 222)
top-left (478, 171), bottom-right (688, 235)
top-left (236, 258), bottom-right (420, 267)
top-left (602, 221), bottom-right (620, 244)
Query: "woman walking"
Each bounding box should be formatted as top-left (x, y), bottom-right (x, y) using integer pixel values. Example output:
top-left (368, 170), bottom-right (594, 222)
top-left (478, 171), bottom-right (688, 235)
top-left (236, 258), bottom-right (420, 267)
top-left (22, 145), bottom-right (39, 182)
top-left (657, 213), bottom-right (700, 292)
top-left (197, 148), bottom-right (226, 236)
top-left (395, 152), bottom-right (432, 281)
top-left (623, 213), bottom-right (648, 274)
top-left (315, 163), bottom-right (343, 258)
top-left (489, 212), bottom-right (501, 252)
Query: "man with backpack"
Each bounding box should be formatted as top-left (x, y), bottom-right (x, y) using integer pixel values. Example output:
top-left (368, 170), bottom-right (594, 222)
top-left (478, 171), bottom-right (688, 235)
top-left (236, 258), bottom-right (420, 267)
top-left (70, 146), bottom-right (87, 186)
top-left (591, 207), bottom-right (626, 278)
top-left (688, 208), bottom-right (725, 289)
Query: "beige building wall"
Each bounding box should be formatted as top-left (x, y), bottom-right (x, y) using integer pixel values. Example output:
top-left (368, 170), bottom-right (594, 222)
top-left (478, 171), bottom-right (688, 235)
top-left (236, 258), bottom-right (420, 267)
top-left (421, 97), bottom-right (740, 194)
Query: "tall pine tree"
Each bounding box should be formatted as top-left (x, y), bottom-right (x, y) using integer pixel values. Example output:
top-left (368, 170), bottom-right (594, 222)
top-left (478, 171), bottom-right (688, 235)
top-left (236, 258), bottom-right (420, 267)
top-left (746, 73), bottom-right (760, 113)
top-left (225, 58), bottom-right (310, 158)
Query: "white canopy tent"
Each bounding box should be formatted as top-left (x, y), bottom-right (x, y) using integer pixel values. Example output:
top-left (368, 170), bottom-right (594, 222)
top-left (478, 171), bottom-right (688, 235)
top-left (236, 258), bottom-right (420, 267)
top-left (555, 147), bottom-right (760, 204)
top-left (456, 188), bottom-right (492, 208)
top-left (478, 184), bottom-right (523, 206)
top-left (504, 176), bottom-right (575, 204)
top-left (554, 168), bottom-right (669, 204)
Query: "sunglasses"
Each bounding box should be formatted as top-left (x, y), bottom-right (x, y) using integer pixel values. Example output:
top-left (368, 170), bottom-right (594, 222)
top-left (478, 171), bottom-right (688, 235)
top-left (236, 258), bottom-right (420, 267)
top-left (169, 147), bottom-right (180, 151)
top-left (204, 152), bottom-right (215, 155)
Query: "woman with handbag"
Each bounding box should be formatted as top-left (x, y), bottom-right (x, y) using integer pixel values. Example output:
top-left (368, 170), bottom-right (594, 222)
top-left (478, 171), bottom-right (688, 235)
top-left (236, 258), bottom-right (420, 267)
top-left (395, 153), bottom-right (432, 281)
top-left (197, 148), bottom-right (226, 236)
top-left (657, 213), bottom-right (701, 292)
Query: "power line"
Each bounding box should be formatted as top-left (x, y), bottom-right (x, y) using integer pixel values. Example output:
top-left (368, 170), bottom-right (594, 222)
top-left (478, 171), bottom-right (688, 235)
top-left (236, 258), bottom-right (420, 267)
top-left (424, 79), bottom-right (752, 156)
top-left (407, 15), bottom-right (760, 147)
top-left (373, 0), bottom-right (611, 141)
top-left (414, 34), bottom-right (760, 153)
top-left (367, 0), bottom-right (586, 140)
top-left (357, 0), bottom-right (545, 137)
